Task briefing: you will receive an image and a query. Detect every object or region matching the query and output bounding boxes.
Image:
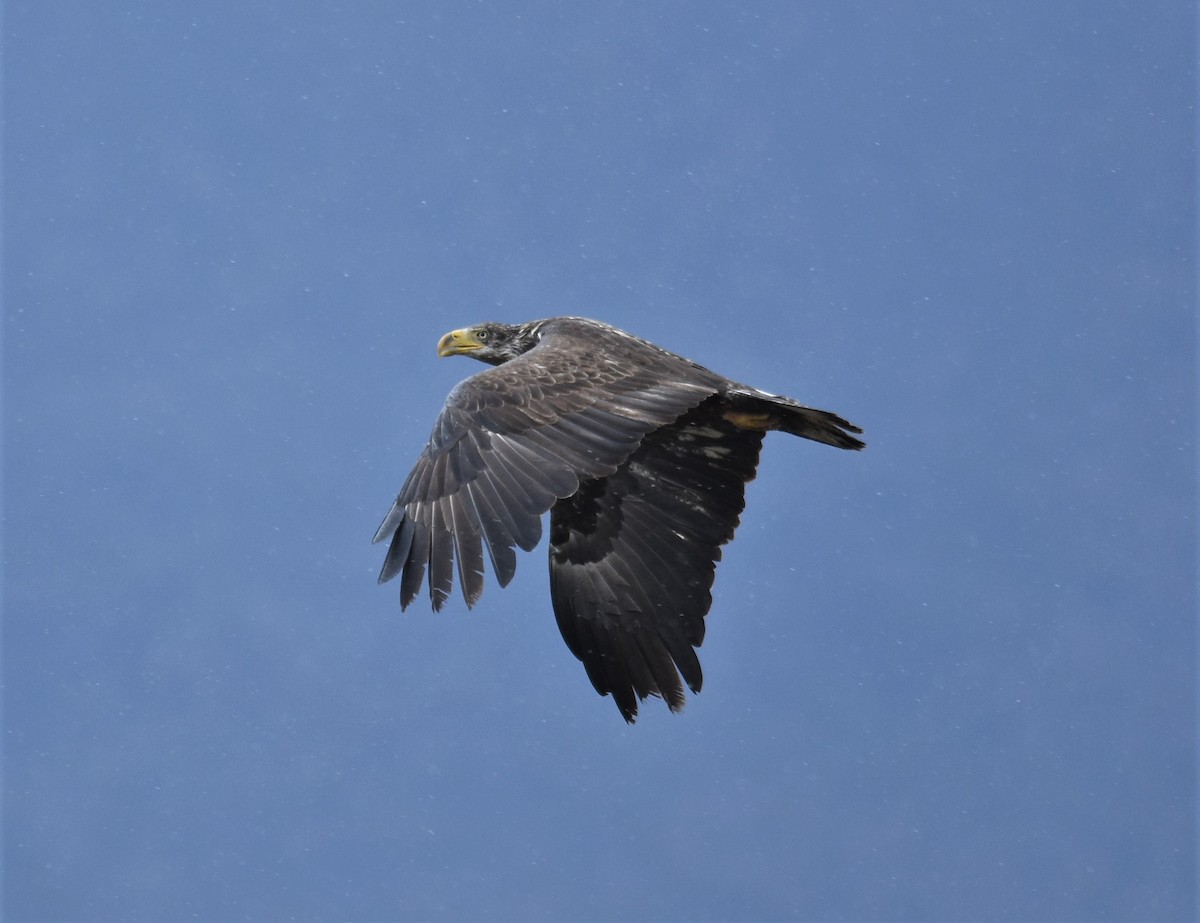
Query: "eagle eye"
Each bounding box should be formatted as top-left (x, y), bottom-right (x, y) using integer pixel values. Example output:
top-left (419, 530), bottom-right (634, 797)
top-left (475, 329), bottom-right (490, 341)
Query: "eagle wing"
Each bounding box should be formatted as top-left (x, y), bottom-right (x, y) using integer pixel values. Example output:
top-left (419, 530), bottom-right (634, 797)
top-left (547, 397), bottom-right (767, 722)
top-left (374, 326), bottom-right (717, 610)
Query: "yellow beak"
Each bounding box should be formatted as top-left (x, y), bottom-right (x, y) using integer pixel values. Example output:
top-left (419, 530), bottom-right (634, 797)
top-left (437, 328), bottom-right (482, 357)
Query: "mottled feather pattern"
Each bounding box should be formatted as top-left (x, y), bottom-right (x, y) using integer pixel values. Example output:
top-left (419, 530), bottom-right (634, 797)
top-left (375, 316), bottom-right (863, 721)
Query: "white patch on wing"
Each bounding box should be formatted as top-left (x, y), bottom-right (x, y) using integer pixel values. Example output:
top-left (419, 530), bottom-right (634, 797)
top-left (727, 384), bottom-right (781, 401)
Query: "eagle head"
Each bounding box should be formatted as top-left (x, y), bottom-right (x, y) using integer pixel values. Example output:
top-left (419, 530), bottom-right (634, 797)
top-left (436, 321), bottom-right (543, 366)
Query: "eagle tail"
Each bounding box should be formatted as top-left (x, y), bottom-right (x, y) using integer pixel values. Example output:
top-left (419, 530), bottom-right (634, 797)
top-left (726, 390), bottom-right (865, 451)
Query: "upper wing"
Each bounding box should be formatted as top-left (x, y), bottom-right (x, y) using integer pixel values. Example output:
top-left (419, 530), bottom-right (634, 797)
top-left (374, 328), bottom-right (718, 610)
top-left (547, 396), bottom-right (767, 722)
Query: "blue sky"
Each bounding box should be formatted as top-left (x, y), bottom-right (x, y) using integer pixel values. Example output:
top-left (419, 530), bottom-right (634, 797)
top-left (5, 3), bottom-right (1195, 921)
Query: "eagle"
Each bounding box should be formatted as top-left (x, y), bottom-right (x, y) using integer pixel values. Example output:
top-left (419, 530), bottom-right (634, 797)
top-left (374, 316), bottom-right (863, 722)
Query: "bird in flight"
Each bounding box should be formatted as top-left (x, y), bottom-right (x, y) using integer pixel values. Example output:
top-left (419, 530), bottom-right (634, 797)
top-left (375, 316), bottom-right (863, 722)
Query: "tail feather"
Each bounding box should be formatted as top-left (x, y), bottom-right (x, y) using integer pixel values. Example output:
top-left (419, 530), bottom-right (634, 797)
top-left (775, 403), bottom-right (865, 449)
top-left (727, 389), bottom-right (865, 450)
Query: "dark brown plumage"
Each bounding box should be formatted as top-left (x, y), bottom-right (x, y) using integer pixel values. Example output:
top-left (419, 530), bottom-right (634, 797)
top-left (374, 316), bottom-right (863, 722)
